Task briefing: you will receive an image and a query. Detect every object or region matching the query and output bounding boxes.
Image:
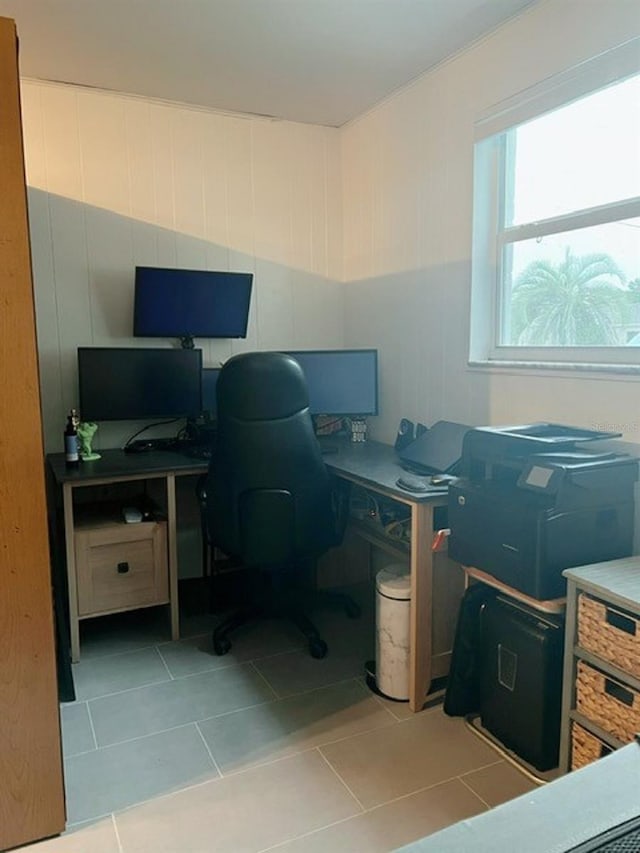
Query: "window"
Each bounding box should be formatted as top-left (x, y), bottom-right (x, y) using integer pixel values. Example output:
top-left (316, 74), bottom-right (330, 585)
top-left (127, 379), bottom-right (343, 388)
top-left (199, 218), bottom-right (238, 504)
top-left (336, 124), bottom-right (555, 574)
top-left (471, 43), bottom-right (640, 369)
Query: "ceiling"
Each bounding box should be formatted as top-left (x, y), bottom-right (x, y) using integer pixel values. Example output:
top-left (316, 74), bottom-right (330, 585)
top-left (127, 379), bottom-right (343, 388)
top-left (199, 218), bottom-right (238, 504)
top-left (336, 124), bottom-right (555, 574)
top-left (0, 0), bottom-right (538, 127)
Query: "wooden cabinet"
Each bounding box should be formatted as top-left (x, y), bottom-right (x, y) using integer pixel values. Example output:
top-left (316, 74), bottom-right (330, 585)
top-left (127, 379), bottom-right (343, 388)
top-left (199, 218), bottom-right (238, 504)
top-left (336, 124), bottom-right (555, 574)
top-left (559, 558), bottom-right (640, 773)
top-left (75, 516), bottom-right (169, 617)
top-left (0, 16), bottom-right (66, 849)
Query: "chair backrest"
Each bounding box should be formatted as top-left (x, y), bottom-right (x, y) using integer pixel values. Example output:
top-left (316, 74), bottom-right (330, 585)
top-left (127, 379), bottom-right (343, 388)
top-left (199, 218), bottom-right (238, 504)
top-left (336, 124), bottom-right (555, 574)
top-left (205, 351), bottom-right (337, 569)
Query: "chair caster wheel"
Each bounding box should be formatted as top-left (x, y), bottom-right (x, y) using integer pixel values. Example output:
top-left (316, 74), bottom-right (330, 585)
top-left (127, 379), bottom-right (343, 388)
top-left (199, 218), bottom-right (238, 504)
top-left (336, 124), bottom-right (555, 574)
top-left (309, 638), bottom-right (328, 659)
top-left (213, 637), bottom-right (232, 656)
top-left (345, 601), bottom-right (361, 619)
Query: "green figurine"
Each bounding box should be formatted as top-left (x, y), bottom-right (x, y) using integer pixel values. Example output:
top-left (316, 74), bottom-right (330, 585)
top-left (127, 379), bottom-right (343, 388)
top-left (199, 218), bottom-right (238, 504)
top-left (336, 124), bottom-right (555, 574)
top-left (78, 421), bottom-right (101, 461)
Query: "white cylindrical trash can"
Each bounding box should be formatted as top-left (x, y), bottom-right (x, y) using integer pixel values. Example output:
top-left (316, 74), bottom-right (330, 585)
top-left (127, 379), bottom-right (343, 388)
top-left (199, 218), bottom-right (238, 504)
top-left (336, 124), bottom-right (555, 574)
top-left (375, 564), bottom-right (411, 701)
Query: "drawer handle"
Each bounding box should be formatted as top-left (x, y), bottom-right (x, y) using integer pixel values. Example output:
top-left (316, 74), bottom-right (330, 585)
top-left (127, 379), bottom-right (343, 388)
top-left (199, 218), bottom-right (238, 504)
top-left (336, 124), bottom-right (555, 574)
top-left (604, 677), bottom-right (634, 707)
top-left (599, 743), bottom-right (612, 759)
top-left (605, 606), bottom-right (637, 637)
top-left (117, 562), bottom-right (130, 574)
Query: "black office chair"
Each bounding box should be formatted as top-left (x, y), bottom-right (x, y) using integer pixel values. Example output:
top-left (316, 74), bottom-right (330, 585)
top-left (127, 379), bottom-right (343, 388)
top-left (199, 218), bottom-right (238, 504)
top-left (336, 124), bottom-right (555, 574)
top-left (202, 351), bottom-right (359, 659)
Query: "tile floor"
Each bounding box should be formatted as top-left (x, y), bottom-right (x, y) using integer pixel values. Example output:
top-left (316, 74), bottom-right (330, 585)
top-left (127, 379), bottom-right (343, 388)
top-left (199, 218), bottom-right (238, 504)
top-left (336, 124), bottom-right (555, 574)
top-left (23, 585), bottom-right (535, 853)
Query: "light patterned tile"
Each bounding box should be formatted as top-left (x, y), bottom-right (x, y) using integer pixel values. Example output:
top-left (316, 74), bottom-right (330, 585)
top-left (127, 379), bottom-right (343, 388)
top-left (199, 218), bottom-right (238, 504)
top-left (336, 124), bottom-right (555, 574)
top-left (115, 751), bottom-right (361, 853)
top-left (60, 702), bottom-right (95, 757)
top-left (72, 647), bottom-right (170, 701)
top-left (269, 778), bottom-right (487, 853)
top-left (254, 646), bottom-right (368, 698)
top-left (63, 724), bottom-right (217, 825)
top-left (89, 663), bottom-right (276, 746)
top-left (157, 618), bottom-right (304, 678)
top-left (78, 608), bottom-right (169, 659)
top-left (17, 816), bottom-right (120, 852)
top-left (461, 760), bottom-right (537, 807)
top-left (320, 707), bottom-right (499, 809)
top-left (198, 679), bottom-right (396, 774)
top-left (253, 596), bottom-right (372, 697)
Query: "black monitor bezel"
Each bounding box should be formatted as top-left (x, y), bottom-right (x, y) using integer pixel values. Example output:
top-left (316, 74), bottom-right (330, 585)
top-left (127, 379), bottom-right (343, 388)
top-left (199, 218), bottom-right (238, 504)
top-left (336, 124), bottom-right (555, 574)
top-left (201, 366), bottom-right (221, 417)
top-left (285, 348), bottom-right (379, 417)
top-left (133, 266), bottom-right (253, 339)
top-left (77, 346), bottom-right (203, 422)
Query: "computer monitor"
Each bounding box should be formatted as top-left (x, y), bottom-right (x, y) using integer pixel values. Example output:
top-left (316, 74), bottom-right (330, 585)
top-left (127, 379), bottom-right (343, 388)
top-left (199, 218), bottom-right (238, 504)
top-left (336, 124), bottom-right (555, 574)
top-left (133, 267), bottom-right (253, 340)
top-left (286, 349), bottom-right (378, 416)
top-left (201, 367), bottom-right (221, 417)
top-left (77, 347), bottom-right (202, 421)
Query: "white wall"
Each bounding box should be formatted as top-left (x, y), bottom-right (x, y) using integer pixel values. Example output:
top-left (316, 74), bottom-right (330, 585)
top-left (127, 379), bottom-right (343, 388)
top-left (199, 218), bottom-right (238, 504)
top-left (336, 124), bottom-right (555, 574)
top-left (21, 82), bottom-right (344, 451)
top-left (22, 0), bottom-right (640, 456)
top-left (341, 0), bottom-right (640, 445)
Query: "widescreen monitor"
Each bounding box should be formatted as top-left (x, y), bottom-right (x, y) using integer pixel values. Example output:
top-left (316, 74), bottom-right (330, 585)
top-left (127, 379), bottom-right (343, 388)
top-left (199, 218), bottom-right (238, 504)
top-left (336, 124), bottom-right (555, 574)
top-left (201, 367), bottom-right (221, 417)
top-left (78, 347), bottom-right (202, 421)
top-left (133, 267), bottom-right (253, 339)
top-left (286, 349), bottom-right (378, 416)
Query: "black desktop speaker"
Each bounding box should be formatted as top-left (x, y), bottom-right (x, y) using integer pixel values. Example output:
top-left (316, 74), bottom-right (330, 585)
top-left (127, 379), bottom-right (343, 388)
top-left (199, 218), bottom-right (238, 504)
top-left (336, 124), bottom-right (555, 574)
top-left (394, 419), bottom-right (415, 452)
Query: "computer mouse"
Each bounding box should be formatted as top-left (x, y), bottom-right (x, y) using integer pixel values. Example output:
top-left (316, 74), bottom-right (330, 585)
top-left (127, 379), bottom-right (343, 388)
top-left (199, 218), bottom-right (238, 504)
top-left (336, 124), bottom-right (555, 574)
top-left (430, 474), bottom-right (455, 486)
top-left (122, 506), bottom-right (143, 523)
top-left (396, 474), bottom-right (430, 493)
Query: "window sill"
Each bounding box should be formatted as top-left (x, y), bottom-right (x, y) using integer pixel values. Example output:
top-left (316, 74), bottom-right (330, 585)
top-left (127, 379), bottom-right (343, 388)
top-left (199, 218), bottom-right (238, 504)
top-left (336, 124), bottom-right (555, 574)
top-left (468, 359), bottom-right (640, 377)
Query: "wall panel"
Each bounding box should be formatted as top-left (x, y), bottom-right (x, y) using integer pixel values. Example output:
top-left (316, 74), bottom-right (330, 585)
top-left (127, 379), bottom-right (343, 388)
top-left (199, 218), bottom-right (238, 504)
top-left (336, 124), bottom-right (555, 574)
top-left (341, 0), bottom-right (640, 444)
top-left (21, 82), bottom-right (343, 451)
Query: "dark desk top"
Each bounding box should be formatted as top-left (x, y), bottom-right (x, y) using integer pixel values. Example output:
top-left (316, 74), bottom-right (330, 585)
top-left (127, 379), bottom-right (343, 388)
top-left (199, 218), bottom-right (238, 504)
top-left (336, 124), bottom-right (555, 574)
top-left (322, 440), bottom-right (448, 503)
top-left (47, 439), bottom-right (448, 502)
top-left (46, 449), bottom-right (207, 485)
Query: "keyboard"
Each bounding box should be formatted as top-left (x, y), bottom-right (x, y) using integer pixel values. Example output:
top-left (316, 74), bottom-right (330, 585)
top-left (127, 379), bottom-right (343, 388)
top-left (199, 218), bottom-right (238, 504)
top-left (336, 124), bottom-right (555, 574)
top-left (124, 438), bottom-right (213, 459)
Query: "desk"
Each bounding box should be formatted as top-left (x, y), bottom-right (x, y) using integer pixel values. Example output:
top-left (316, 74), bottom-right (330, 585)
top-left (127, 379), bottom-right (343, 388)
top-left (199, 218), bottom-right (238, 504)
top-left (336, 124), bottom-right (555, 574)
top-left (47, 440), bottom-right (458, 712)
top-left (47, 450), bottom-right (203, 665)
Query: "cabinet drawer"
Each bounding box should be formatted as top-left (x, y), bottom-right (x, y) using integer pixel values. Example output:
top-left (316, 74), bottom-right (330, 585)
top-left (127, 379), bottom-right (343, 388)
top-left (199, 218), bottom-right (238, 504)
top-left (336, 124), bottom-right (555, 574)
top-left (578, 593), bottom-right (640, 679)
top-left (570, 721), bottom-right (613, 771)
top-left (576, 660), bottom-right (640, 744)
top-left (75, 521), bottom-right (168, 617)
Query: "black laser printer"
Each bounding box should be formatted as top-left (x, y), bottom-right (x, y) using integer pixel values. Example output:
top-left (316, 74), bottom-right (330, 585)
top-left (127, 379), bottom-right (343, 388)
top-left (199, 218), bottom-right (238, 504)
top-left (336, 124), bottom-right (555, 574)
top-left (447, 423), bottom-right (638, 600)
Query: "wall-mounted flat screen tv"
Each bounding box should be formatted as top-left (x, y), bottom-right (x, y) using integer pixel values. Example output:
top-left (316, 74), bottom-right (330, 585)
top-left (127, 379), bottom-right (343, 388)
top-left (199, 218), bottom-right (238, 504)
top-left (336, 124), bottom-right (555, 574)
top-left (286, 349), bottom-right (378, 416)
top-left (133, 267), bottom-right (253, 340)
top-left (201, 367), bottom-right (221, 417)
top-left (78, 347), bottom-right (202, 421)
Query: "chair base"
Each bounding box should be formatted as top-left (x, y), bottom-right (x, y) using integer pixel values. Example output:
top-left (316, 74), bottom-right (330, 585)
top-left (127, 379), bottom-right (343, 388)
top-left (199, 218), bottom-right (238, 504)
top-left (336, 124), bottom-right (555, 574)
top-left (211, 585), bottom-right (360, 660)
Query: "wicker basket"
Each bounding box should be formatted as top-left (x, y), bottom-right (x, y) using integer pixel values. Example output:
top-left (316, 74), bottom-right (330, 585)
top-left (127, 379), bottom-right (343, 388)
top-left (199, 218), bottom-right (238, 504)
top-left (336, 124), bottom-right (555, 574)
top-left (576, 660), bottom-right (640, 743)
top-left (578, 593), bottom-right (640, 679)
top-left (570, 721), bottom-right (613, 771)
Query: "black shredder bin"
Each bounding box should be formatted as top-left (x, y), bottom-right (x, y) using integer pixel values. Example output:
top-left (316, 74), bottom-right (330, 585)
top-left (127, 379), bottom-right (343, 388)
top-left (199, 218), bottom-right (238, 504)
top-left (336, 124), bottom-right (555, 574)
top-left (479, 595), bottom-right (564, 771)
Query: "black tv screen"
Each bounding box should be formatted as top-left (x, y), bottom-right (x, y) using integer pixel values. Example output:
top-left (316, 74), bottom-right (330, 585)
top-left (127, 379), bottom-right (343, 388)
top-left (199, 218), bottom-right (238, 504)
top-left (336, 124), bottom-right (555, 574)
top-left (286, 349), bottom-right (378, 416)
top-left (201, 367), bottom-right (221, 417)
top-left (133, 267), bottom-right (253, 339)
top-left (78, 347), bottom-right (202, 421)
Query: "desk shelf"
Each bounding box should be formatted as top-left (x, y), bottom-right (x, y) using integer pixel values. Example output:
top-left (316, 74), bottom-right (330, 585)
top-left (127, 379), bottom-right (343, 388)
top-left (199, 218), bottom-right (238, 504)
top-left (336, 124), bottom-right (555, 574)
top-left (348, 517), bottom-right (410, 561)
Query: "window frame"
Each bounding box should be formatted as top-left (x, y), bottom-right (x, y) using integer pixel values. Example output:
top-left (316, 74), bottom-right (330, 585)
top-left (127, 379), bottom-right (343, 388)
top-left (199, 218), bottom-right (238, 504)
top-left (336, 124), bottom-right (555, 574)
top-left (470, 39), bottom-right (640, 372)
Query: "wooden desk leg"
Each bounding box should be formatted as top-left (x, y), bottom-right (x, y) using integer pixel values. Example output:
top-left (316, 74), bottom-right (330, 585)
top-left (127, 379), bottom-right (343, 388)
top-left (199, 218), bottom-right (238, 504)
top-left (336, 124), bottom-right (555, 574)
top-left (409, 501), bottom-right (434, 712)
top-left (62, 483), bottom-right (81, 663)
top-left (166, 473), bottom-right (180, 641)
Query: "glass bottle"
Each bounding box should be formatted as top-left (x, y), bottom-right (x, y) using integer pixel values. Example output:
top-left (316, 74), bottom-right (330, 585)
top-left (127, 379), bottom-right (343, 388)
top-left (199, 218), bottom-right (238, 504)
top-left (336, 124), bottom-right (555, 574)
top-left (64, 408), bottom-right (80, 468)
